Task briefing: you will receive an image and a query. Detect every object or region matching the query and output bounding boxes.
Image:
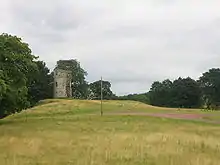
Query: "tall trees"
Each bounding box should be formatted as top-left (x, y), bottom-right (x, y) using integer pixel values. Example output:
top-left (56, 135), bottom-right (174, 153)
top-left (171, 77), bottom-right (201, 108)
top-left (0, 33), bottom-right (37, 117)
top-left (0, 70), bottom-right (7, 98)
top-left (0, 33), bottom-right (55, 118)
top-left (27, 61), bottom-right (53, 106)
top-left (199, 68), bottom-right (220, 109)
top-left (149, 79), bottom-right (173, 107)
top-left (55, 60), bottom-right (88, 99)
top-left (148, 78), bottom-right (201, 108)
top-left (89, 80), bottom-right (116, 100)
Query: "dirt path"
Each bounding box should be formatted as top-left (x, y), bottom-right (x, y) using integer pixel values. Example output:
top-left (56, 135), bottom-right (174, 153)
top-left (104, 111), bottom-right (220, 124)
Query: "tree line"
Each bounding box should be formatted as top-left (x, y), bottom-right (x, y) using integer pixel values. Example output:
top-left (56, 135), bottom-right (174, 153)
top-left (120, 69), bottom-right (220, 110)
top-left (1, 33), bottom-right (220, 118)
top-left (118, 93), bottom-right (149, 104)
top-left (148, 69), bottom-right (220, 109)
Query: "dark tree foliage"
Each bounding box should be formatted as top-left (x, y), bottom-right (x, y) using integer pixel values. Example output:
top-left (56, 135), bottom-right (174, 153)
top-left (55, 59), bottom-right (88, 99)
top-left (89, 80), bottom-right (116, 100)
top-left (149, 79), bottom-right (173, 106)
top-left (27, 61), bottom-right (53, 106)
top-left (0, 33), bottom-right (37, 118)
top-left (199, 68), bottom-right (220, 109)
top-left (118, 93), bottom-right (149, 104)
top-left (0, 33), bottom-right (54, 118)
top-left (170, 77), bottom-right (202, 108)
top-left (149, 77), bottom-right (201, 108)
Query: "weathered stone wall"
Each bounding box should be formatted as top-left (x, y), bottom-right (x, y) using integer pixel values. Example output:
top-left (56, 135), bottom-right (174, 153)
top-left (54, 69), bottom-right (72, 98)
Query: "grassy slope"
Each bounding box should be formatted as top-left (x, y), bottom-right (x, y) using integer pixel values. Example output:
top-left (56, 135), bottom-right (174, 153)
top-left (1, 99), bottom-right (220, 165)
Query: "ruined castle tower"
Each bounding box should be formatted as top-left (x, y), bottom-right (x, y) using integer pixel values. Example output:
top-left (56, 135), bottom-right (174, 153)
top-left (54, 68), bottom-right (72, 98)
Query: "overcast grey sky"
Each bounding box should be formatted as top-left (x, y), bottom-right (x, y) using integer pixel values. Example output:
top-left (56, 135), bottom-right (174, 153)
top-left (0, 0), bottom-right (220, 95)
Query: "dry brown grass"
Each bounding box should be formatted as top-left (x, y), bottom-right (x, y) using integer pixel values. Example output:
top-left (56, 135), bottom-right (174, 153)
top-left (1, 99), bottom-right (220, 165)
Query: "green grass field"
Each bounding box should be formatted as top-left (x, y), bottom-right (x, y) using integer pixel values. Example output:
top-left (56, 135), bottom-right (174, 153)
top-left (1, 99), bottom-right (220, 165)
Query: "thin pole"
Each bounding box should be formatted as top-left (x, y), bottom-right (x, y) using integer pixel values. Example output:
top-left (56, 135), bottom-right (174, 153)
top-left (101, 76), bottom-right (103, 116)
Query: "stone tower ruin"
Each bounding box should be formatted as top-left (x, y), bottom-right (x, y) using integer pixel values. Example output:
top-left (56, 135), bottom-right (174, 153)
top-left (54, 68), bottom-right (72, 98)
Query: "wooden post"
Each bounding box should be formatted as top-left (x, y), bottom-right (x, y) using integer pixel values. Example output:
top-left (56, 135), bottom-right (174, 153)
top-left (101, 76), bottom-right (103, 116)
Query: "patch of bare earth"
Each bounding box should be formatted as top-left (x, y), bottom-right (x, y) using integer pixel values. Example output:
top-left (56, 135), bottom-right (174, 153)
top-left (105, 111), bottom-right (220, 124)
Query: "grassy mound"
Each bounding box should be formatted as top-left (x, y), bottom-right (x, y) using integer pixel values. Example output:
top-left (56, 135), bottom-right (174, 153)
top-left (1, 99), bottom-right (220, 165)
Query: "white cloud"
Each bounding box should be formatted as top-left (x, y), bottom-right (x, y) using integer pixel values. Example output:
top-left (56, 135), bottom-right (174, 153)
top-left (1, 0), bottom-right (220, 95)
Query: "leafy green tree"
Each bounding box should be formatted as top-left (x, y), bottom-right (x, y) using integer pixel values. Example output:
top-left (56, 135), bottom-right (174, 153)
top-left (89, 80), bottom-right (115, 100)
top-left (148, 78), bottom-right (201, 108)
top-left (199, 68), bottom-right (220, 109)
top-left (55, 59), bottom-right (88, 99)
top-left (171, 77), bottom-right (201, 108)
top-left (0, 33), bottom-right (37, 118)
top-left (27, 61), bottom-right (53, 106)
top-left (0, 70), bottom-right (7, 98)
top-left (149, 79), bottom-right (173, 107)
